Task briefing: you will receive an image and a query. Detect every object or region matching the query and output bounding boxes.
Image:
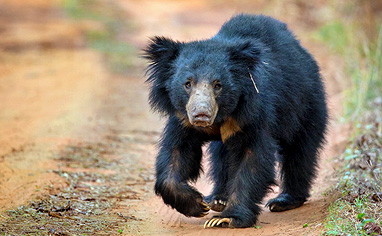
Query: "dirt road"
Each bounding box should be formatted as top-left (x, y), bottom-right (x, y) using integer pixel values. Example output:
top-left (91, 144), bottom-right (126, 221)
top-left (0, 0), bottom-right (348, 235)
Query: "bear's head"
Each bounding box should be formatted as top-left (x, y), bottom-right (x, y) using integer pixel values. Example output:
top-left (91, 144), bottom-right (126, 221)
top-left (144, 36), bottom-right (261, 128)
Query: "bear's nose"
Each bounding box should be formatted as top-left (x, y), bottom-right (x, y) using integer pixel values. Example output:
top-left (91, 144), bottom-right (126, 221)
top-left (191, 104), bottom-right (211, 121)
top-left (191, 108), bottom-right (212, 127)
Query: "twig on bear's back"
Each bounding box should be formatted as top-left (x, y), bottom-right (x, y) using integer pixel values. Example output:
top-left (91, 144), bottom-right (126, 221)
top-left (249, 72), bottom-right (259, 94)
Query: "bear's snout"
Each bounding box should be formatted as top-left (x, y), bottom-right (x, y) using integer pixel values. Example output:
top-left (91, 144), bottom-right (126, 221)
top-left (189, 105), bottom-right (215, 127)
top-left (186, 81), bottom-right (218, 127)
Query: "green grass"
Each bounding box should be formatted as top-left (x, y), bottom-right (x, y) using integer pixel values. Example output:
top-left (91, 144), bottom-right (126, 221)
top-left (63, 0), bottom-right (137, 74)
top-left (323, 175), bottom-right (381, 235)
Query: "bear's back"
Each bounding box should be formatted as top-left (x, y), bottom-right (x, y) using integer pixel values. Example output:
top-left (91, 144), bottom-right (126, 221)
top-left (215, 14), bottom-right (292, 47)
top-left (215, 14), bottom-right (319, 84)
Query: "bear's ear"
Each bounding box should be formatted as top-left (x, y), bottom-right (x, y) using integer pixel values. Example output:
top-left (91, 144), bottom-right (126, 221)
top-left (228, 41), bottom-right (261, 68)
top-left (143, 36), bottom-right (181, 82)
top-left (143, 37), bottom-right (181, 115)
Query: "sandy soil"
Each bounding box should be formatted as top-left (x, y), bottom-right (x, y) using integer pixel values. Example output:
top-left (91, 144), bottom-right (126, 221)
top-left (0, 0), bottom-right (349, 235)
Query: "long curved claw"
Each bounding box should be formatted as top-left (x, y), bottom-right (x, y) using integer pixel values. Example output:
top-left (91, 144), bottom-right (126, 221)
top-left (201, 201), bottom-right (209, 208)
top-left (204, 217), bottom-right (231, 228)
top-left (216, 218), bottom-right (230, 226)
top-left (210, 218), bottom-right (220, 227)
top-left (201, 201), bottom-right (211, 211)
top-left (208, 218), bottom-right (219, 228)
top-left (204, 218), bottom-right (218, 228)
top-left (203, 219), bottom-right (211, 228)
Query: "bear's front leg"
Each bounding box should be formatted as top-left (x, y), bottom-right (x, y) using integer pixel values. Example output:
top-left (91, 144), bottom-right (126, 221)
top-left (155, 117), bottom-right (210, 217)
top-left (204, 129), bottom-right (277, 228)
top-left (204, 141), bottom-right (229, 212)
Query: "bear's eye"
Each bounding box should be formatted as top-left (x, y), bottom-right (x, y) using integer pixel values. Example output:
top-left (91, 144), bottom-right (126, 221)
top-left (214, 81), bottom-right (222, 90)
top-left (184, 81), bottom-right (192, 90)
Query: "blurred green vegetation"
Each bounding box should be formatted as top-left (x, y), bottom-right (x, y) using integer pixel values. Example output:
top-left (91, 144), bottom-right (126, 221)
top-left (318, 22), bottom-right (349, 55)
top-left (317, 1), bottom-right (382, 235)
top-left (63, 0), bottom-right (137, 74)
top-left (317, 16), bottom-right (382, 121)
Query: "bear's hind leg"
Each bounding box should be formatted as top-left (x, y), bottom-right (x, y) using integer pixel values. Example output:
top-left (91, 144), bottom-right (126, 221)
top-left (205, 141), bottom-right (229, 212)
top-left (266, 123), bottom-right (326, 212)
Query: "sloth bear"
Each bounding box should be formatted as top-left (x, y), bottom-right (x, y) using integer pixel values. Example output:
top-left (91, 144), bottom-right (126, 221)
top-left (143, 14), bottom-right (327, 228)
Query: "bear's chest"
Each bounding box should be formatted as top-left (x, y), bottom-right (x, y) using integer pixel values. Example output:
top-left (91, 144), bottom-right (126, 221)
top-left (198, 117), bottom-right (242, 142)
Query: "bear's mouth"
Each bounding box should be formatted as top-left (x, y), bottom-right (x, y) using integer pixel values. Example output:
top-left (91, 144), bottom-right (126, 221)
top-left (191, 113), bottom-right (212, 127)
top-left (188, 108), bottom-right (218, 127)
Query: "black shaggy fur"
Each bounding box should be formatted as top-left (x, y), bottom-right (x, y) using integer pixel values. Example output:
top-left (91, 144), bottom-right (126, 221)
top-left (143, 14), bottom-right (328, 228)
